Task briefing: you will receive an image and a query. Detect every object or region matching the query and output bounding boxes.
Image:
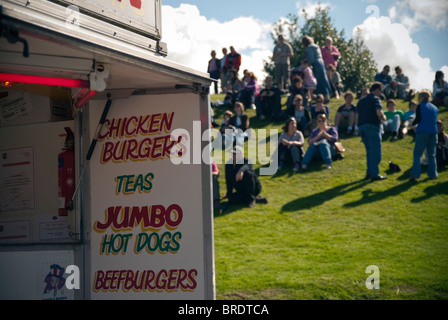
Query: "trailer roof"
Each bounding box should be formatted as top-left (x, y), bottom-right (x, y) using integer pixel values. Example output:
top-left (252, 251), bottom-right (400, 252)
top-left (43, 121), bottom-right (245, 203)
top-left (0, 0), bottom-right (212, 97)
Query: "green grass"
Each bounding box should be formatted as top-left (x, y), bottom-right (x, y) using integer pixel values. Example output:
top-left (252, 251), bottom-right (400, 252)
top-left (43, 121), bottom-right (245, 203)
top-left (211, 93), bottom-right (448, 300)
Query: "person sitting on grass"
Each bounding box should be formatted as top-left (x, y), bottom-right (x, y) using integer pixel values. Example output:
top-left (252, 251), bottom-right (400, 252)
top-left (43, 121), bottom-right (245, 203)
top-left (223, 69), bottom-right (241, 106)
top-left (220, 110), bottom-right (235, 148)
top-left (310, 94), bottom-right (330, 130)
top-left (334, 91), bottom-right (358, 135)
top-left (286, 94), bottom-right (311, 136)
top-left (229, 102), bottom-right (250, 146)
top-left (237, 70), bottom-right (259, 110)
top-left (382, 99), bottom-right (404, 142)
top-left (301, 114), bottom-right (339, 170)
top-left (436, 120), bottom-right (448, 168)
top-left (277, 117), bottom-right (305, 172)
top-left (401, 100), bottom-right (418, 137)
top-left (255, 75), bottom-right (282, 121)
top-left (223, 146), bottom-right (267, 208)
top-left (375, 65), bottom-right (393, 99)
top-left (287, 76), bottom-right (309, 111)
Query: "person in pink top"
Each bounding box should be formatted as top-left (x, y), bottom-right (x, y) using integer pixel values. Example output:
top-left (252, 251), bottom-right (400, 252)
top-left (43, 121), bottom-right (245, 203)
top-left (302, 61), bottom-right (317, 103)
top-left (321, 36), bottom-right (341, 68)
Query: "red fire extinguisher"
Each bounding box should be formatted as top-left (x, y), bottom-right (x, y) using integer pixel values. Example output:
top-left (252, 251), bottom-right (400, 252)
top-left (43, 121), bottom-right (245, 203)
top-left (58, 127), bottom-right (75, 216)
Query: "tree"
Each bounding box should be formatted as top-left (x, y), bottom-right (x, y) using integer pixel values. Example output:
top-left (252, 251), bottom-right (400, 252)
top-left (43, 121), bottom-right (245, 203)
top-left (264, 4), bottom-right (377, 94)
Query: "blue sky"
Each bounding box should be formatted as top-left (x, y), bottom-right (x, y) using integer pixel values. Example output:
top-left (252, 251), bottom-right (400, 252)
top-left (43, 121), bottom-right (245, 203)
top-left (161, 0), bottom-right (448, 89)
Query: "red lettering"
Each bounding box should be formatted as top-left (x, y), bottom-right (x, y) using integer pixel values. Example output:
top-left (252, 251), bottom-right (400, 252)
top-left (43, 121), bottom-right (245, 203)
top-left (117, 0), bottom-right (142, 10)
top-left (149, 205), bottom-right (166, 229)
top-left (151, 136), bottom-right (164, 159)
top-left (93, 205), bottom-right (183, 233)
top-left (93, 270), bottom-right (105, 292)
top-left (94, 269), bottom-right (197, 293)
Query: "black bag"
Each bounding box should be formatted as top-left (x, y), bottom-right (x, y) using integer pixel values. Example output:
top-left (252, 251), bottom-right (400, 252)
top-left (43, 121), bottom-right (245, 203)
top-left (389, 161), bottom-right (401, 173)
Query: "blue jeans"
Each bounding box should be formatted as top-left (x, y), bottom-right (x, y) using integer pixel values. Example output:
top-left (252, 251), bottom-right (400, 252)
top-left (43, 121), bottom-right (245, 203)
top-left (359, 123), bottom-right (382, 177)
top-left (302, 139), bottom-right (333, 166)
top-left (382, 114), bottom-right (401, 133)
top-left (411, 132), bottom-right (438, 179)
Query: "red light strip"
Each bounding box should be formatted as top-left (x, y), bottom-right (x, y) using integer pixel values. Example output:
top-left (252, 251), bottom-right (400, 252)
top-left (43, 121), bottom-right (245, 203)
top-left (0, 72), bottom-right (90, 88)
top-left (75, 90), bottom-right (97, 108)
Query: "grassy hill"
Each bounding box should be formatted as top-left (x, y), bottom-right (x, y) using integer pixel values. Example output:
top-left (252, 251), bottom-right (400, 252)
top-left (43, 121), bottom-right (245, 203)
top-left (211, 93), bottom-right (448, 300)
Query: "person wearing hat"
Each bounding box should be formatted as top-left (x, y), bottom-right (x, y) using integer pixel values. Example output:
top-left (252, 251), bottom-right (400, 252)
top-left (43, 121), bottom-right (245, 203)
top-left (223, 146), bottom-right (266, 208)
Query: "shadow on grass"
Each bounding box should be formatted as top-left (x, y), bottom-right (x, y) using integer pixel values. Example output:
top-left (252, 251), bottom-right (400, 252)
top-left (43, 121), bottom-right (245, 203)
top-left (281, 179), bottom-right (370, 212)
top-left (343, 177), bottom-right (417, 208)
top-left (411, 180), bottom-right (448, 203)
top-left (213, 202), bottom-right (245, 218)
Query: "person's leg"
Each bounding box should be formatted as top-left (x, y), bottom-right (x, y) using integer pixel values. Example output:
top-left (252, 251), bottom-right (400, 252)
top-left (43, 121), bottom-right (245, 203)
top-left (301, 144), bottom-right (317, 168)
top-left (426, 133), bottom-right (438, 179)
top-left (277, 144), bottom-right (288, 169)
top-left (359, 124), bottom-right (372, 177)
top-left (318, 140), bottom-right (333, 166)
top-left (348, 112), bottom-right (356, 129)
top-left (383, 119), bottom-right (393, 133)
top-left (290, 145), bottom-right (301, 165)
top-left (411, 133), bottom-right (427, 179)
top-left (238, 171), bottom-right (258, 205)
top-left (361, 124), bottom-right (382, 177)
top-left (282, 64), bottom-right (289, 90)
top-left (368, 124), bottom-right (382, 177)
top-left (392, 114), bottom-right (401, 133)
top-left (334, 112), bottom-right (342, 129)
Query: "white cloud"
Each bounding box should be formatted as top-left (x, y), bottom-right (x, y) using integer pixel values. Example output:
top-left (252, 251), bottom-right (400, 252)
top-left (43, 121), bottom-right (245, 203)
top-left (389, 0), bottom-right (448, 33)
top-left (354, 16), bottom-right (448, 91)
top-left (161, 4), bottom-right (272, 82)
top-left (296, 1), bottom-right (331, 18)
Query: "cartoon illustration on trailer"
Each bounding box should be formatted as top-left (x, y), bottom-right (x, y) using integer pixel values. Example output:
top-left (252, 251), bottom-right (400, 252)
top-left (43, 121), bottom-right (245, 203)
top-left (42, 264), bottom-right (68, 300)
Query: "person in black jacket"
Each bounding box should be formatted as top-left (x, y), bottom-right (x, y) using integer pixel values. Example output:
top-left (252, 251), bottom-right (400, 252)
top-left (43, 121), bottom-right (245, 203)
top-left (224, 146), bottom-right (267, 208)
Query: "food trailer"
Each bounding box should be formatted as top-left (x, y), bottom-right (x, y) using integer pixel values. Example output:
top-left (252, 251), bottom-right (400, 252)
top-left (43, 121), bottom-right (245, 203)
top-left (0, 0), bottom-right (215, 300)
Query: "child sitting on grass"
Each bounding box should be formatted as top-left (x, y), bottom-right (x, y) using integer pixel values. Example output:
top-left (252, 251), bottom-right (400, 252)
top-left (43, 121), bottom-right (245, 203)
top-left (382, 99), bottom-right (404, 141)
top-left (334, 91), bottom-right (358, 135)
top-left (401, 100), bottom-right (418, 137)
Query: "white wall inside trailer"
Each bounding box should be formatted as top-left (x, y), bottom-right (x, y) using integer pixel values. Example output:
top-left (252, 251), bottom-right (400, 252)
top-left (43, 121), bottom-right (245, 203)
top-left (0, 250), bottom-right (75, 300)
top-left (0, 118), bottom-right (75, 243)
top-left (0, 88), bottom-right (78, 299)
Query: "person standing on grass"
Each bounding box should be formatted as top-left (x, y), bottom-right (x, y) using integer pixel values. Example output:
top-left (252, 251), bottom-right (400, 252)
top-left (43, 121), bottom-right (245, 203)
top-left (357, 81), bottom-right (388, 181)
top-left (273, 34), bottom-right (294, 91)
top-left (410, 90), bottom-right (439, 181)
top-left (207, 50), bottom-right (220, 94)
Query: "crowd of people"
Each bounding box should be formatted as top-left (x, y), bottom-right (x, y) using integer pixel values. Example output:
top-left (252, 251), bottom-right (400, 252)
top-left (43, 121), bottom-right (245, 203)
top-left (208, 36), bottom-right (447, 211)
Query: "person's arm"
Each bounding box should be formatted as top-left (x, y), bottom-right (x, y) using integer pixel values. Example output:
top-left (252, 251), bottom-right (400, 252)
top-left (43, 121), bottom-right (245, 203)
top-left (294, 132), bottom-right (305, 146)
top-left (374, 96), bottom-right (386, 121)
top-left (398, 76), bottom-right (409, 89)
top-left (332, 46), bottom-right (341, 58)
top-left (225, 164), bottom-right (233, 196)
top-left (412, 105), bottom-right (421, 126)
top-left (243, 115), bottom-right (250, 131)
top-left (307, 129), bottom-right (321, 144)
top-left (287, 43), bottom-right (294, 58)
top-left (324, 127), bottom-right (338, 143)
top-left (376, 108), bottom-right (386, 122)
top-left (235, 160), bottom-right (253, 181)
